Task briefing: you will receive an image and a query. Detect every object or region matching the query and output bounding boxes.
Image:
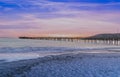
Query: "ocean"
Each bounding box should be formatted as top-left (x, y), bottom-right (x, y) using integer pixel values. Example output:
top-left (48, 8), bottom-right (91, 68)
top-left (0, 38), bottom-right (119, 61)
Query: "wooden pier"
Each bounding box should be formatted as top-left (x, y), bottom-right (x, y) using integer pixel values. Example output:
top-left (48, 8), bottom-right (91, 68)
top-left (19, 36), bottom-right (120, 45)
top-left (19, 37), bottom-right (82, 42)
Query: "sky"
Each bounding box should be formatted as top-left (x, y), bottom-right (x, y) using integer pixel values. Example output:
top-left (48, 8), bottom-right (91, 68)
top-left (0, 0), bottom-right (120, 37)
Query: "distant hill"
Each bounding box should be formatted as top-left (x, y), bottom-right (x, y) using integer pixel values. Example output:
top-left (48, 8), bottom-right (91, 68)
top-left (84, 33), bottom-right (120, 40)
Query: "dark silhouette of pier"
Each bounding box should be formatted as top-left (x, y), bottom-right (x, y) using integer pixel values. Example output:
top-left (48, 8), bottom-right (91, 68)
top-left (19, 36), bottom-right (82, 42)
top-left (19, 34), bottom-right (120, 46)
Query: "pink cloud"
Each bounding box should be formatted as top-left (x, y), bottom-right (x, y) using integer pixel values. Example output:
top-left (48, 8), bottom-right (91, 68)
top-left (0, 2), bottom-right (120, 37)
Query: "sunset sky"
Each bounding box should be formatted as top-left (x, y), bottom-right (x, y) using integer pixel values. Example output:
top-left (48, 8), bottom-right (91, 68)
top-left (0, 0), bottom-right (120, 37)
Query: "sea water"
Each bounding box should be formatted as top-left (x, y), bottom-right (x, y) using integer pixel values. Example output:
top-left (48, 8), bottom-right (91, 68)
top-left (0, 38), bottom-right (120, 62)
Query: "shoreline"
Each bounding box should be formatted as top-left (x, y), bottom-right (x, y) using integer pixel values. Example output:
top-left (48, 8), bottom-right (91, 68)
top-left (0, 47), bottom-right (120, 62)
